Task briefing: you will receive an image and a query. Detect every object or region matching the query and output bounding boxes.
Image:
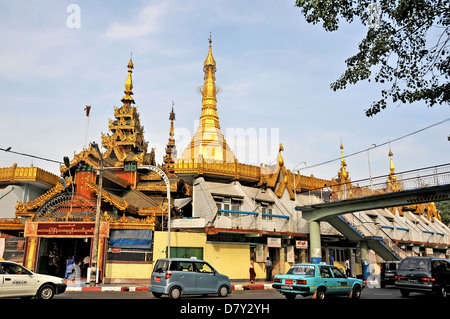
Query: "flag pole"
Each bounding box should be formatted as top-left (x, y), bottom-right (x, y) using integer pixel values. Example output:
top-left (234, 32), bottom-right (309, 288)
top-left (84, 105), bottom-right (91, 148)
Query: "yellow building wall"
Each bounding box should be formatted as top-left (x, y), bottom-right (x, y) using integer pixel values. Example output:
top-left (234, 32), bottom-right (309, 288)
top-left (153, 231), bottom-right (261, 281)
top-left (105, 262), bottom-right (153, 282)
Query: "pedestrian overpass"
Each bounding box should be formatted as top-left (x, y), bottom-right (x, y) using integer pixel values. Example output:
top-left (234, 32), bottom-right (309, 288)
top-left (295, 163), bottom-right (450, 263)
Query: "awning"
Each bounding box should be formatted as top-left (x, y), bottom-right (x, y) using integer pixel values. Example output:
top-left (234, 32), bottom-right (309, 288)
top-left (109, 229), bottom-right (152, 249)
top-left (174, 197), bottom-right (192, 209)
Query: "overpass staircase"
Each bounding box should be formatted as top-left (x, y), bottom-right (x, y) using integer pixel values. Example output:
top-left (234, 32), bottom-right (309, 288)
top-left (326, 214), bottom-right (404, 261)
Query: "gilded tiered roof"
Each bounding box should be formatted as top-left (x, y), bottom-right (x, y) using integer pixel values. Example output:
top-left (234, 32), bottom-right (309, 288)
top-left (101, 57), bottom-right (151, 166)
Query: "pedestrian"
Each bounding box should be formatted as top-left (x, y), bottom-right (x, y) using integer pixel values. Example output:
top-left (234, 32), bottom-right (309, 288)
top-left (264, 257), bottom-right (272, 282)
top-left (64, 256), bottom-right (76, 281)
top-left (249, 257), bottom-right (256, 284)
top-left (345, 258), bottom-right (351, 277)
top-left (82, 255), bottom-right (90, 278)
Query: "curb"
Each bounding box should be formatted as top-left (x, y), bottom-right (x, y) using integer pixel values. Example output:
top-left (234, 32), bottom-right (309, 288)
top-left (66, 284), bottom-right (273, 292)
top-left (66, 286), bottom-right (148, 292)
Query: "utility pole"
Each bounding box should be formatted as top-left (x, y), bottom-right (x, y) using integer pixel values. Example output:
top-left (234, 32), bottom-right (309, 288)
top-left (90, 142), bottom-right (103, 287)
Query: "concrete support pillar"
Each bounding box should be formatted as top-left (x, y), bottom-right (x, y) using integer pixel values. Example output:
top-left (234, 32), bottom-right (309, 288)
top-left (309, 220), bottom-right (322, 264)
top-left (360, 241), bottom-right (369, 280)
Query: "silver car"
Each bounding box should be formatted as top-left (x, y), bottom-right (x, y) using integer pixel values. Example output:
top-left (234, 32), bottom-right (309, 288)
top-left (149, 258), bottom-right (231, 299)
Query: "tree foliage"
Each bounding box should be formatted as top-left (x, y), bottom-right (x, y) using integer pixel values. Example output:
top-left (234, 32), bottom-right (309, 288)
top-left (436, 200), bottom-right (450, 226)
top-left (295, 0), bottom-right (450, 116)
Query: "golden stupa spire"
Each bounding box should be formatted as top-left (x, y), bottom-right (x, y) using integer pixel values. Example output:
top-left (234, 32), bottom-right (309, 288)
top-left (339, 142), bottom-right (349, 181)
top-left (389, 148), bottom-right (395, 174)
top-left (200, 33), bottom-right (219, 128)
top-left (121, 55), bottom-right (134, 104)
top-left (180, 35), bottom-right (236, 163)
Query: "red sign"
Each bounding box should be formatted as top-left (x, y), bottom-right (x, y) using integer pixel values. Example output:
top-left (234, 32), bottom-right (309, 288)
top-left (25, 222), bottom-right (109, 238)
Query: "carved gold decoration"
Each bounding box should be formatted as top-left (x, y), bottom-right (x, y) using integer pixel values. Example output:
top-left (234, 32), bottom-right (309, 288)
top-left (15, 177), bottom-right (72, 216)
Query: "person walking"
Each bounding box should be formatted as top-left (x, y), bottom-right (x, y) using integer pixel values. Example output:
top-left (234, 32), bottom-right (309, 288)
top-left (345, 258), bottom-right (351, 277)
top-left (249, 257), bottom-right (256, 284)
top-left (264, 257), bottom-right (272, 282)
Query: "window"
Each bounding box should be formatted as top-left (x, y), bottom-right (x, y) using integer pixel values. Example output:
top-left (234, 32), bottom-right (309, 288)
top-left (320, 266), bottom-right (332, 278)
top-left (193, 262), bottom-right (214, 273)
top-left (332, 267), bottom-right (346, 278)
top-left (169, 247), bottom-right (203, 260)
top-left (0, 262), bottom-right (28, 275)
top-left (261, 206), bottom-right (273, 220)
top-left (215, 197), bottom-right (241, 216)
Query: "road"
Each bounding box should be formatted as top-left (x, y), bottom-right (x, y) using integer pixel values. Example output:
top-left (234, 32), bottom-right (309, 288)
top-left (57, 286), bottom-right (433, 299)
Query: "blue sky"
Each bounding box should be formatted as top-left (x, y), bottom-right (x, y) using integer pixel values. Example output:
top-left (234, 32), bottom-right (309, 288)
top-left (1, 1), bottom-right (449, 183)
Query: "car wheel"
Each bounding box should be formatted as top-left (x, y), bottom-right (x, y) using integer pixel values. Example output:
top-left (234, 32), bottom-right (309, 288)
top-left (152, 292), bottom-right (163, 298)
top-left (284, 293), bottom-right (296, 299)
top-left (400, 289), bottom-right (410, 297)
top-left (37, 284), bottom-right (55, 300)
top-left (437, 286), bottom-right (447, 299)
top-left (169, 286), bottom-right (182, 300)
top-left (218, 285), bottom-right (229, 297)
top-left (315, 288), bottom-right (326, 300)
top-left (351, 285), bottom-right (362, 299)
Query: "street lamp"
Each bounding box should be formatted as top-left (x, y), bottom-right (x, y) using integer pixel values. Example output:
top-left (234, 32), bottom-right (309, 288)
top-left (137, 165), bottom-right (171, 258)
top-left (90, 142), bottom-right (103, 287)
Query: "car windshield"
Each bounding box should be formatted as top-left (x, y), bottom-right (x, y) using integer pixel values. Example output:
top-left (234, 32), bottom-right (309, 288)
top-left (286, 265), bottom-right (315, 276)
top-left (399, 259), bottom-right (430, 271)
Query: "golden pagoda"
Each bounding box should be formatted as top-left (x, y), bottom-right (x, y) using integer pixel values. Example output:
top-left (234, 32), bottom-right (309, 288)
top-left (101, 57), bottom-right (153, 167)
top-left (180, 36), bottom-right (236, 164)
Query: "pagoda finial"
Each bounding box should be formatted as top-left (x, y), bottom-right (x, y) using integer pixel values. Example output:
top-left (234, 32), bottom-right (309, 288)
top-left (389, 148), bottom-right (395, 174)
top-left (121, 55), bottom-right (135, 104)
top-left (163, 102), bottom-right (177, 172)
top-left (339, 142), bottom-right (349, 181)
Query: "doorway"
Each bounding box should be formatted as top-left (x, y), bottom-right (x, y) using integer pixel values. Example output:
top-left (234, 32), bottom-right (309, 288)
top-left (36, 238), bottom-right (91, 278)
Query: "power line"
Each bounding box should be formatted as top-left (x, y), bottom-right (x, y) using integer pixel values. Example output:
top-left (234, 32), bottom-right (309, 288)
top-left (300, 117), bottom-right (450, 171)
top-left (0, 147), bottom-right (62, 164)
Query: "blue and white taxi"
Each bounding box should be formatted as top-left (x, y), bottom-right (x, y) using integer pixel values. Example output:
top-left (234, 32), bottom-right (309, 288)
top-left (273, 263), bottom-right (364, 299)
top-left (0, 260), bottom-right (66, 299)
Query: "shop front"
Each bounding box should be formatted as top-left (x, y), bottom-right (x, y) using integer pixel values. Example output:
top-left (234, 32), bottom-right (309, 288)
top-left (24, 221), bottom-right (109, 280)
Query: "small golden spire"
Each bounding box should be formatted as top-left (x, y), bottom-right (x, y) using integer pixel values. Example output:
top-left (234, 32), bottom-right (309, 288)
top-left (389, 148), bottom-right (395, 174)
top-left (339, 142), bottom-right (348, 181)
top-left (122, 55), bottom-right (134, 104)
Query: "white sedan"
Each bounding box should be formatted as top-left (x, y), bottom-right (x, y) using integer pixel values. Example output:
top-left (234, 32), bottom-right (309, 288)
top-left (0, 261), bottom-right (66, 299)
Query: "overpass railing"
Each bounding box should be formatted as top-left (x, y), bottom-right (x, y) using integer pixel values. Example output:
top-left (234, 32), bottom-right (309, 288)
top-left (300, 163), bottom-right (450, 203)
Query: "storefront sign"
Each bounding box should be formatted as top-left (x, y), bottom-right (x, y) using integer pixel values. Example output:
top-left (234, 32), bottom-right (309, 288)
top-left (267, 237), bottom-right (281, 248)
top-left (425, 248), bottom-right (433, 255)
top-left (25, 222), bottom-right (109, 238)
top-left (296, 240), bottom-right (308, 249)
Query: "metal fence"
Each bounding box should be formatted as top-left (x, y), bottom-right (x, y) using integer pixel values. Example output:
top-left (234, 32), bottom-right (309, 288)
top-left (300, 163), bottom-right (450, 203)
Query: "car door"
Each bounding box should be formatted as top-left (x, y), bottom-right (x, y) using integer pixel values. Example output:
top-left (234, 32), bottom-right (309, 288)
top-left (0, 262), bottom-right (37, 297)
top-left (331, 266), bottom-right (352, 295)
top-left (169, 261), bottom-right (197, 294)
top-left (194, 262), bottom-right (218, 294)
top-left (319, 266), bottom-right (338, 294)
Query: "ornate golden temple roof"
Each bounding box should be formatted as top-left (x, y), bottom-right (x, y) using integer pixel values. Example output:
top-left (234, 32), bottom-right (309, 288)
top-left (180, 35), bottom-right (236, 163)
top-left (101, 57), bottom-right (151, 166)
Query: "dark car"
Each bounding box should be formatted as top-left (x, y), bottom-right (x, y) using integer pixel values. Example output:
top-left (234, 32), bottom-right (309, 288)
top-left (395, 257), bottom-right (450, 298)
top-left (380, 261), bottom-right (399, 288)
